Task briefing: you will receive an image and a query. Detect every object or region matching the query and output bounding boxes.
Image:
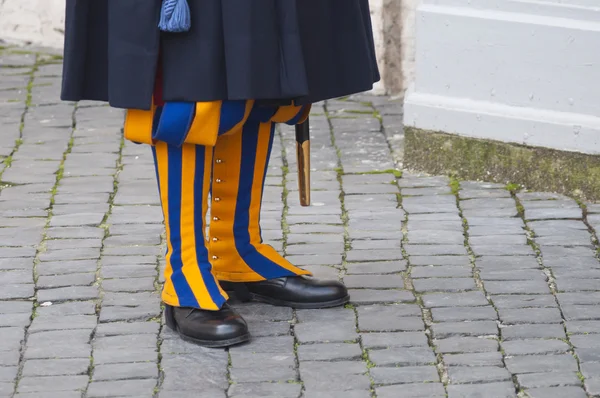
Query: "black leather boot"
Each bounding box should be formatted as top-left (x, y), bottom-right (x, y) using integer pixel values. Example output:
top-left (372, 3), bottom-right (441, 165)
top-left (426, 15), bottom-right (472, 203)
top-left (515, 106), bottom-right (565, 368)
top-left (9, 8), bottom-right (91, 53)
top-left (220, 276), bottom-right (350, 309)
top-left (164, 304), bottom-right (250, 348)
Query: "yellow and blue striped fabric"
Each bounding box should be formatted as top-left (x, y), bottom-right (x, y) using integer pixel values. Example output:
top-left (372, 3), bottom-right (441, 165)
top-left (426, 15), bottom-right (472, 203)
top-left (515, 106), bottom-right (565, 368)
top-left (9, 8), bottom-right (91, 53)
top-left (124, 100), bottom-right (308, 147)
top-left (153, 141), bottom-right (230, 309)
top-left (209, 118), bottom-right (311, 282)
top-left (142, 100), bottom-right (312, 309)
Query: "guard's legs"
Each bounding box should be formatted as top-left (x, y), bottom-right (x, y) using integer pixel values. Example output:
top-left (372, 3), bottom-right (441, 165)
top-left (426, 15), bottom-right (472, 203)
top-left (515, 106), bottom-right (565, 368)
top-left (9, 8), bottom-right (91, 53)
top-left (209, 120), bottom-right (311, 282)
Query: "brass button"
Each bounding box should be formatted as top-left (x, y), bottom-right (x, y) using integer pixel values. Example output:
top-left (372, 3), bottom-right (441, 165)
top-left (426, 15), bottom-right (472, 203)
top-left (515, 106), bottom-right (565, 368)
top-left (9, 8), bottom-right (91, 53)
top-left (212, 237), bottom-right (218, 242)
top-left (215, 179), bottom-right (222, 183)
top-left (212, 255), bottom-right (218, 260)
top-left (215, 159), bottom-right (223, 164)
top-left (214, 197), bottom-right (221, 202)
top-left (213, 217), bottom-right (219, 221)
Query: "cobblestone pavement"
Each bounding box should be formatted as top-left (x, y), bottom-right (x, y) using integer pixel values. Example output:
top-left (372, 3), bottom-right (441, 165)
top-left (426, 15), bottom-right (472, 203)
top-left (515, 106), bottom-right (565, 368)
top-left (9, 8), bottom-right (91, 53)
top-left (1, 47), bottom-right (600, 398)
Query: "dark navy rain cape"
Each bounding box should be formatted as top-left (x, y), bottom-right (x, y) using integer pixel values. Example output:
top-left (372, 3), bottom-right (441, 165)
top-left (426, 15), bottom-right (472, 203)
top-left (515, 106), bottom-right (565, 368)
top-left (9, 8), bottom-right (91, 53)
top-left (61, 0), bottom-right (380, 110)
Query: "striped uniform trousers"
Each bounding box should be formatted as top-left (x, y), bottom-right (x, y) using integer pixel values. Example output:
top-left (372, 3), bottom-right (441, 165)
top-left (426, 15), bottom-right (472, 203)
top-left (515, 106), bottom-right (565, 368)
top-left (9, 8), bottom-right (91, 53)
top-left (152, 112), bottom-right (310, 310)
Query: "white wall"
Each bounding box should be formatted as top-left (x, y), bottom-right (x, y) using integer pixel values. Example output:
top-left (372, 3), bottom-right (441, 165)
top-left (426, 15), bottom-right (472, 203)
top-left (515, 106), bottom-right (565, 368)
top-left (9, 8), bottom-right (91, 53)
top-left (404, 0), bottom-right (600, 154)
top-left (0, 0), bottom-right (65, 48)
top-left (369, 0), bottom-right (387, 94)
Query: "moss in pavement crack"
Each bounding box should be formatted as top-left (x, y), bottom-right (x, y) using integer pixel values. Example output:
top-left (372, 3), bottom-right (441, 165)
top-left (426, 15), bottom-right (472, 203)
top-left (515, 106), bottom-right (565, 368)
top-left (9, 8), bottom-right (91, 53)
top-left (83, 121), bottom-right (126, 393)
top-left (11, 56), bottom-right (71, 395)
top-left (513, 192), bottom-right (587, 389)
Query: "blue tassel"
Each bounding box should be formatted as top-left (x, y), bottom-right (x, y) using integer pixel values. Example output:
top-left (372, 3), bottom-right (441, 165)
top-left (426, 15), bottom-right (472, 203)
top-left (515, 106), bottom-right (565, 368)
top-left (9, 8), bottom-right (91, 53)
top-left (159, 0), bottom-right (191, 33)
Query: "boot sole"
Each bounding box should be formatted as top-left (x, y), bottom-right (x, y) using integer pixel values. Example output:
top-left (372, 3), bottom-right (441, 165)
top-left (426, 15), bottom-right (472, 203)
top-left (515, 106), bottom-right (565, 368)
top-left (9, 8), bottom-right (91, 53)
top-left (242, 293), bottom-right (350, 309)
top-left (166, 323), bottom-right (251, 348)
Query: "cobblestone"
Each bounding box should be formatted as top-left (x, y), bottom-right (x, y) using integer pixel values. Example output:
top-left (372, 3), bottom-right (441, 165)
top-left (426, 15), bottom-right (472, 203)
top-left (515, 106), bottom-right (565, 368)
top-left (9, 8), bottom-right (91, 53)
top-left (0, 49), bottom-right (598, 397)
top-left (447, 366), bottom-right (512, 384)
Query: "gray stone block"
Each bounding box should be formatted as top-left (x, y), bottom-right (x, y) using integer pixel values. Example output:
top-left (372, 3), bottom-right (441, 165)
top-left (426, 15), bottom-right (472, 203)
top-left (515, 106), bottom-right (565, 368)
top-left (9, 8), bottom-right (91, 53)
top-left (502, 324), bottom-right (566, 340)
top-left (576, 348), bottom-right (600, 362)
top-left (486, 280), bottom-right (551, 296)
top-left (344, 274), bottom-right (405, 289)
top-left (585, 377), bottom-right (600, 396)
top-left (346, 250), bottom-right (404, 262)
top-left (476, 256), bottom-right (539, 270)
top-left (517, 372), bottom-right (581, 388)
top-left (99, 305), bottom-right (160, 323)
top-left (159, 389), bottom-right (226, 398)
top-left (431, 306), bottom-right (497, 322)
top-left (28, 315), bottom-right (97, 333)
top-left (479, 269), bottom-right (545, 281)
top-left (229, 352), bottom-right (294, 369)
top-left (405, 245), bottom-right (468, 256)
top-left (435, 337), bottom-right (499, 353)
top-left (412, 266), bottom-right (472, 278)
top-left (94, 322), bottom-right (160, 337)
top-left (447, 382), bottom-right (516, 398)
top-left (409, 256), bottom-right (471, 267)
top-left (562, 305), bottom-right (600, 321)
top-left (0, 327), bottom-right (24, 351)
top-left (413, 278), bottom-right (477, 293)
top-left (0, 313), bottom-right (31, 328)
top-left (345, 261), bottom-right (407, 274)
top-left (556, 278), bottom-right (600, 292)
top-left (298, 343), bottom-right (362, 361)
top-left (422, 291), bottom-right (489, 308)
top-left (570, 334), bottom-right (600, 349)
top-left (498, 308), bottom-right (562, 324)
top-left (369, 347), bottom-right (436, 366)
top-left (21, 359), bottom-right (90, 377)
top-left (229, 336), bottom-right (294, 354)
top-left (245, 321), bottom-right (291, 337)
top-left (470, 235), bottom-right (527, 246)
top-left (505, 354), bottom-right (578, 374)
top-left (360, 332), bottom-right (429, 349)
top-left (0, 366), bottom-right (17, 382)
top-left (37, 286), bottom-right (99, 302)
top-left (567, 321), bottom-right (600, 334)
top-left (540, 246), bottom-right (596, 258)
top-left (230, 365), bottom-right (296, 383)
top-left (101, 277), bottom-right (156, 292)
top-left (294, 321), bottom-right (358, 343)
top-left (87, 379), bottom-right (157, 397)
top-left (93, 362), bottom-right (158, 381)
top-left (502, 339), bottom-right (570, 356)
top-left (100, 264), bottom-right (158, 279)
top-left (15, 392), bottom-right (83, 398)
top-left (471, 245), bottom-right (533, 256)
top-left (303, 391), bottom-right (371, 398)
top-left (0, 350), bottom-right (21, 367)
top-left (370, 366), bottom-right (439, 385)
top-left (36, 301), bottom-right (96, 316)
top-left (17, 375), bottom-right (89, 393)
top-left (447, 366), bottom-right (512, 384)
top-left (0, 284), bottom-right (34, 300)
top-left (349, 289), bottom-right (415, 304)
top-left (296, 308), bottom-right (355, 323)
top-left (93, 348), bottom-right (157, 365)
top-left (36, 260), bottom-right (98, 276)
top-left (376, 383), bottom-right (446, 398)
top-left (492, 295), bottom-right (557, 309)
top-left (38, 248), bottom-right (100, 262)
top-left (407, 230), bottom-right (464, 245)
top-left (160, 352), bottom-right (227, 391)
top-left (525, 208), bottom-right (582, 220)
top-left (0, 258), bottom-right (35, 271)
top-left (36, 273), bottom-right (95, 289)
top-left (525, 387), bottom-right (587, 398)
top-left (228, 382), bottom-right (301, 398)
top-left (431, 321), bottom-right (498, 338)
